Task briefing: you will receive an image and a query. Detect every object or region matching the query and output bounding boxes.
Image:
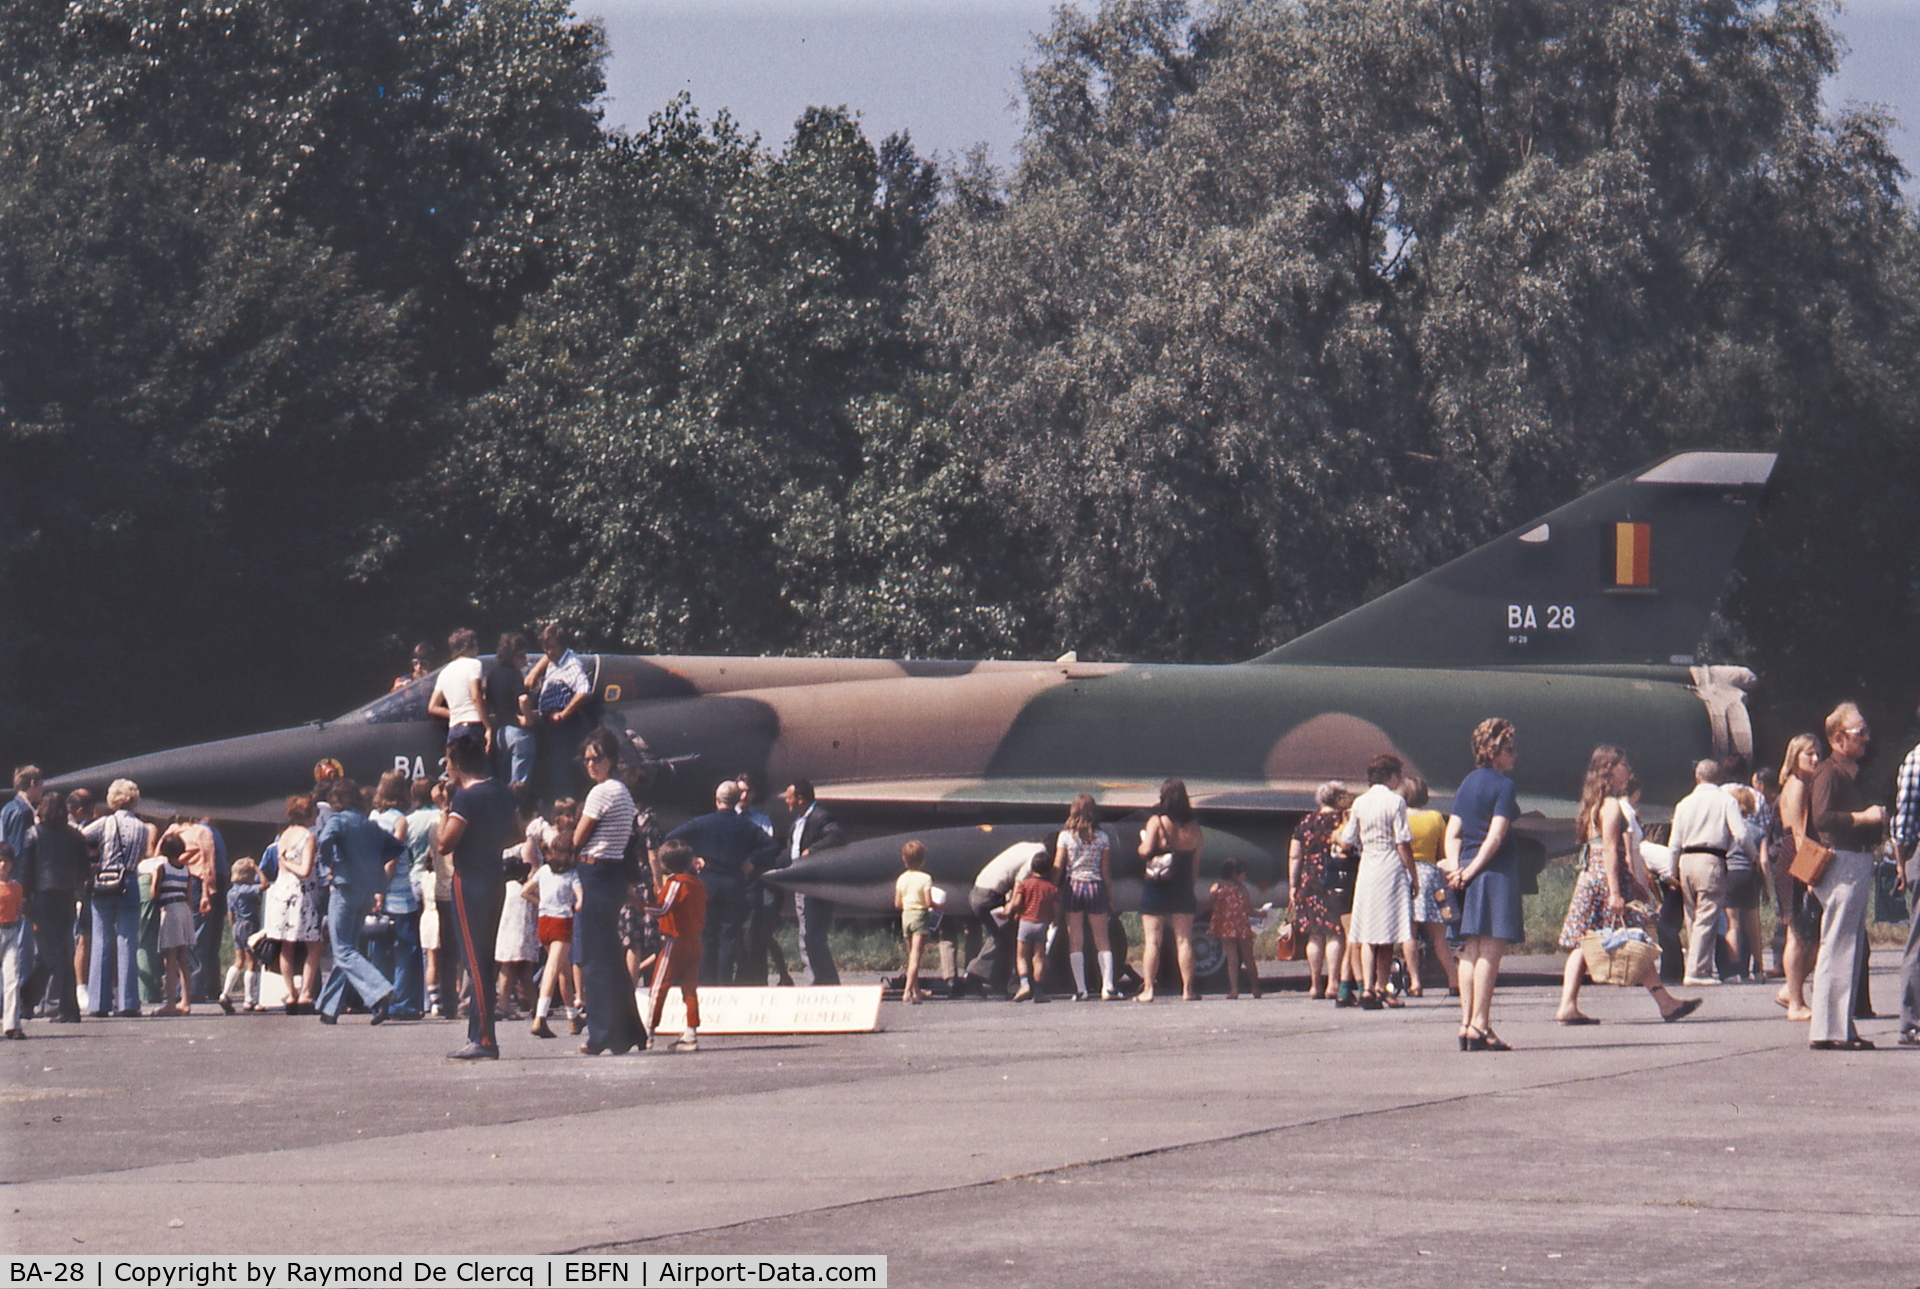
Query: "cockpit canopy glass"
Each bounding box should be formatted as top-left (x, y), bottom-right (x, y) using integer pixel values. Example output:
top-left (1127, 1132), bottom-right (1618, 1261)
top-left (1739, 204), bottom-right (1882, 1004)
top-left (341, 673), bottom-right (438, 725)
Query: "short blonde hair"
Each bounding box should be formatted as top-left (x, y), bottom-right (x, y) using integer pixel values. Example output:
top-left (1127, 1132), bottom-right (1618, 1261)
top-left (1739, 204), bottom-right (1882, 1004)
top-left (106, 778), bottom-right (140, 811)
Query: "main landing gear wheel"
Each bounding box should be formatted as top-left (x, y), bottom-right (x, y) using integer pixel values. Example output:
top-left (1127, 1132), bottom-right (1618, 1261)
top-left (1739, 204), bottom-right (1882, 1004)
top-left (1190, 931), bottom-right (1226, 982)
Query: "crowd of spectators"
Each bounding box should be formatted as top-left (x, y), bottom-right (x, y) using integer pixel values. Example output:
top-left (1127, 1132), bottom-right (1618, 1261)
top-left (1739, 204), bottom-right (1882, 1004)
top-left (3, 632), bottom-right (1913, 1057)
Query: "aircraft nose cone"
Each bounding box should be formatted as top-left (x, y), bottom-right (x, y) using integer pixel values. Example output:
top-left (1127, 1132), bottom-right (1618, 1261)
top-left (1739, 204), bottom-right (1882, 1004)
top-left (46, 720), bottom-right (439, 823)
top-left (765, 843), bottom-right (899, 909)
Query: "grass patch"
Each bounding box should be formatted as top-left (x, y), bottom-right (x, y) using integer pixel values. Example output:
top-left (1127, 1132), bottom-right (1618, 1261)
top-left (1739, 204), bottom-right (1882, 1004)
top-left (772, 920), bottom-right (907, 973)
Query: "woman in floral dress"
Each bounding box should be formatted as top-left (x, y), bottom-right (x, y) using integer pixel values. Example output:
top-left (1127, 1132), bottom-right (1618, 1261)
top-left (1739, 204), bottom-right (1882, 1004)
top-left (1555, 746), bottom-right (1700, 1026)
top-left (262, 795), bottom-right (324, 1013)
top-left (1288, 781), bottom-right (1353, 999)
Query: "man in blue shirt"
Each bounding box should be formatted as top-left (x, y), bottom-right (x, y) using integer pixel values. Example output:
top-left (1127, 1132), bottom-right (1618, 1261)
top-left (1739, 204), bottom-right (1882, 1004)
top-left (668, 781), bottom-right (779, 985)
top-left (3, 767), bottom-right (43, 1010)
top-left (1, 767), bottom-right (39, 860)
top-left (313, 780), bottom-right (406, 1025)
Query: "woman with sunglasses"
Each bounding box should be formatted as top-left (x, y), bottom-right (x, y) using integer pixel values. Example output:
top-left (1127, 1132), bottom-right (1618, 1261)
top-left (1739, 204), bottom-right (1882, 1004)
top-left (1804, 703), bottom-right (1886, 1050)
top-left (573, 732), bottom-right (645, 1054)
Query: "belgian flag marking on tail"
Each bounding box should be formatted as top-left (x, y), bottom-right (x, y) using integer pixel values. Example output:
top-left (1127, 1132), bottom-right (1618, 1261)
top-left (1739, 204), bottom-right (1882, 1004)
top-left (1254, 451), bottom-right (1773, 668)
top-left (1613, 522), bottom-right (1651, 587)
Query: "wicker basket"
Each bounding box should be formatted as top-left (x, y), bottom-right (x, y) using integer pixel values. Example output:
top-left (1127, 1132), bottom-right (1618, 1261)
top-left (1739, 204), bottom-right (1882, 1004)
top-left (1580, 931), bottom-right (1659, 987)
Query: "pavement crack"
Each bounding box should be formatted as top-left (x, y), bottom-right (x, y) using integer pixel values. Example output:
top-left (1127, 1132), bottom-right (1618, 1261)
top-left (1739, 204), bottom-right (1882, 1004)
top-left (561, 1036), bottom-right (1808, 1253)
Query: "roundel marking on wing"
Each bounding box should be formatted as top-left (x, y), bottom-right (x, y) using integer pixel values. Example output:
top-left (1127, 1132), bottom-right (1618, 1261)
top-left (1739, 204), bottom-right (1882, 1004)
top-left (1261, 713), bottom-right (1422, 786)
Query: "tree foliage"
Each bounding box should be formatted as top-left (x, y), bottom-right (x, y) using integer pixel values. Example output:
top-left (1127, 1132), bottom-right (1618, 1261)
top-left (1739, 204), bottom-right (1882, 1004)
top-left (454, 101), bottom-right (1014, 656)
top-left (0, 0), bottom-right (608, 758)
top-left (924, 0), bottom-right (1920, 684)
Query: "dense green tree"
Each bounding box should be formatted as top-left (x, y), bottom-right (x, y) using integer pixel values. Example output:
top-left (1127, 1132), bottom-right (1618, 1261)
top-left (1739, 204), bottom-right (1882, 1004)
top-left (0, 0), bottom-right (608, 768)
top-left (923, 0), bottom-right (1920, 695)
top-left (458, 102), bottom-right (1015, 657)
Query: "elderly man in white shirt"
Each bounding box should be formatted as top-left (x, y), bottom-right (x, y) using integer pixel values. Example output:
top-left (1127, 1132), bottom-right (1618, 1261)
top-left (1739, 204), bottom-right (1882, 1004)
top-left (1669, 758), bottom-right (1744, 985)
top-left (1339, 754), bottom-right (1417, 1009)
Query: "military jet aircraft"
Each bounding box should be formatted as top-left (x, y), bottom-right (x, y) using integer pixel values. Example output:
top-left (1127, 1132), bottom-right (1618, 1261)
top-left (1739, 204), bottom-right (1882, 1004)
top-left (47, 450), bottom-right (1775, 918)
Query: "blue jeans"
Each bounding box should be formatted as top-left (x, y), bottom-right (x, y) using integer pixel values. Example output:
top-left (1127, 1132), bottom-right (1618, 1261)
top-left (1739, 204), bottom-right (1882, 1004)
top-left (576, 862), bottom-right (642, 1051)
top-left (191, 876), bottom-right (226, 1000)
top-left (317, 884), bottom-right (395, 1018)
top-left (89, 887), bottom-right (141, 1014)
top-left (389, 907), bottom-right (424, 1013)
top-left (495, 725), bottom-right (534, 787)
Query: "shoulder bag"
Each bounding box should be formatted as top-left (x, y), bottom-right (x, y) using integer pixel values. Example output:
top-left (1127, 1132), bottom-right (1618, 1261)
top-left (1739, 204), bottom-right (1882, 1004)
top-left (89, 815), bottom-right (141, 896)
top-left (1142, 814), bottom-right (1175, 881)
top-left (1788, 833), bottom-right (1833, 887)
top-left (1273, 918), bottom-right (1299, 962)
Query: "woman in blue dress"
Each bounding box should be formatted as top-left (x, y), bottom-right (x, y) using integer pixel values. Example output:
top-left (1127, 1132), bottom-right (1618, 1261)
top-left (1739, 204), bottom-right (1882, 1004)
top-left (1446, 718), bottom-right (1522, 1050)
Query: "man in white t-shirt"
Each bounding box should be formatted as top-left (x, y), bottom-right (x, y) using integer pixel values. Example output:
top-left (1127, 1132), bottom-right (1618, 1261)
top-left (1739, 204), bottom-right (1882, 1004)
top-left (428, 628), bottom-right (490, 749)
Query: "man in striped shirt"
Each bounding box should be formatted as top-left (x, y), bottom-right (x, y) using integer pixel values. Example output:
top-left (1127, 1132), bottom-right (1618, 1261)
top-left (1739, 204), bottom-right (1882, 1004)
top-left (1892, 700), bottom-right (1920, 1046)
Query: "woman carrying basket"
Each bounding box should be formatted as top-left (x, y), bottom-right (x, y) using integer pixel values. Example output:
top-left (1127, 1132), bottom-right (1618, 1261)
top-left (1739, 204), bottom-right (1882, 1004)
top-left (1554, 746), bottom-right (1701, 1026)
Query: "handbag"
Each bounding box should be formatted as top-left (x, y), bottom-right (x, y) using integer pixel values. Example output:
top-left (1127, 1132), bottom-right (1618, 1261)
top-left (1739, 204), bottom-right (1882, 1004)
top-left (1579, 923), bottom-right (1659, 987)
top-left (88, 813), bottom-right (143, 896)
top-left (1274, 918), bottom-right (1299, 962)
top-left (1788, 834), bottom-right (1834, 887)
top-left (247, 928), bottom-right (282, 973)
top-left (1143, 853), bottom-right (1175, 881)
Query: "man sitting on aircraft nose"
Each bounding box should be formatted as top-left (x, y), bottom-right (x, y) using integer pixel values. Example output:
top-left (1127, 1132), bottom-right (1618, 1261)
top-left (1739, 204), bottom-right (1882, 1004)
top-left (666, 781), bottom-right (780, 986)
top-left (429, 628), bottom-right (491, 750)
top-left (312, 779), bottom-right (407, 1025)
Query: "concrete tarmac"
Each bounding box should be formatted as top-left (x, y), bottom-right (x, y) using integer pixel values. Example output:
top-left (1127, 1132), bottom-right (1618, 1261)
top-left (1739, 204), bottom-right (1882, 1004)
top-left (5, 954), bottom-right (1918, 1286)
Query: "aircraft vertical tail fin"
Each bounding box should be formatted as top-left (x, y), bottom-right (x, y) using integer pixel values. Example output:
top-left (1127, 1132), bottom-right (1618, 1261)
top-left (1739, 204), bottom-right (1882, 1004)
top-left (1255, 452), bottom-right (1776, 669)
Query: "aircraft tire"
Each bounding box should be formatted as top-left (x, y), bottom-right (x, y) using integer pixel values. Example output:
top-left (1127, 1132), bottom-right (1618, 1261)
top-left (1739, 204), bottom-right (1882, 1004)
top-left (1189, 932), bottom-right (1226, 983)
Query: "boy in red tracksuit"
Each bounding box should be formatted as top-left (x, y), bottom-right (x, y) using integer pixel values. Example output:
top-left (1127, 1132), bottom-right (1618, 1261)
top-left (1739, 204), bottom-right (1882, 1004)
top-left (647, 840), bottom-right (707, 1051)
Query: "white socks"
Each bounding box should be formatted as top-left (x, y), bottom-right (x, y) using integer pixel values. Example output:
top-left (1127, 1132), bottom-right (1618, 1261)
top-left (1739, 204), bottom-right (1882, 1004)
top-left (536, 997), bottom-right (552, 1019)
top-left (222, 964), bottom-right (263, 1005)
top-left (1066, 951), bottom-right (1117, 994)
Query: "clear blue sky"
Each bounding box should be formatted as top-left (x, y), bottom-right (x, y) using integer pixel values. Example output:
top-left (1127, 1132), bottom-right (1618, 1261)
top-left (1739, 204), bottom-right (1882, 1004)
top-left (585, 0), bottom-right (1920, 178)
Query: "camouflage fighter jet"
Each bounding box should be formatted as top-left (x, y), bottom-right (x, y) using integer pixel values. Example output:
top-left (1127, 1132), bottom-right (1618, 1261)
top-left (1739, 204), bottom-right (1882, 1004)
top-left (47, 451), bottom-right (1775, 917)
